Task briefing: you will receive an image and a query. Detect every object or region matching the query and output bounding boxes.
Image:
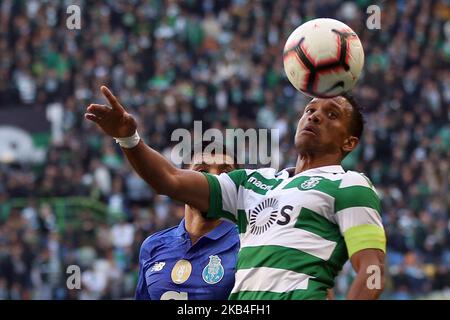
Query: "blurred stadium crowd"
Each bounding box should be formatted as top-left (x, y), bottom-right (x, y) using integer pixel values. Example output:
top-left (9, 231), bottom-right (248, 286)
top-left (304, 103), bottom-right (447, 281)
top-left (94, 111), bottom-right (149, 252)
top-left (0, 0), bottom-right (449, 299)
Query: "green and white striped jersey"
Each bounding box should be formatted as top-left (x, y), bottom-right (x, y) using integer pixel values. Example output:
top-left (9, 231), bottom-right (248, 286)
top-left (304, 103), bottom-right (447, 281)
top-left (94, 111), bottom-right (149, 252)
top-left (203, 165), bottom-right (386, 300)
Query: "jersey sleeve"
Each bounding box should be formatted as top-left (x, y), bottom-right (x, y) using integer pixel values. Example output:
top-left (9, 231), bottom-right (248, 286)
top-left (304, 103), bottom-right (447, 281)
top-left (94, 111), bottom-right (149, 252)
top-left (202, 169), bottom-right (250, 223)
top-left (335, 172), bottom-right (386, 258)
top-left (135, 242), bottom-right (151, 300)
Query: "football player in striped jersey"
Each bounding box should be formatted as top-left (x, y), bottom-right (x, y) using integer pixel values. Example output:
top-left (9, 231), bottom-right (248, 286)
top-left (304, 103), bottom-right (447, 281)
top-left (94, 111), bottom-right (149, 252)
top-left (85, 86), bottom-right (385, 300)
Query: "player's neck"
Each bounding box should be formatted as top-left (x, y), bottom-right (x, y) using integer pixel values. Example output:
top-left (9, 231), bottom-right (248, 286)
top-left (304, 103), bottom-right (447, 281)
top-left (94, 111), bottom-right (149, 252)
top-left (184, 206), bottom-right (222, 245)
top-left (295, 153), bottom-right (341, 175)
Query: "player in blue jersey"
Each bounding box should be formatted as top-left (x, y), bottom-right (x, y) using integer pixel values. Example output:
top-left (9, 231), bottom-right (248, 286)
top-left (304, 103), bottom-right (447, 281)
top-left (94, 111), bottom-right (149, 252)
top-left (135, 143), bottom-right (240, 300)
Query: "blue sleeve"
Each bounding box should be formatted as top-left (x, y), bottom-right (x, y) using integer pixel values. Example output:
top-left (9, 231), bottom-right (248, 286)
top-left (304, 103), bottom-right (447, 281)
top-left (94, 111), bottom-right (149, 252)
top-left (135, 245), bottom-right (151, 300)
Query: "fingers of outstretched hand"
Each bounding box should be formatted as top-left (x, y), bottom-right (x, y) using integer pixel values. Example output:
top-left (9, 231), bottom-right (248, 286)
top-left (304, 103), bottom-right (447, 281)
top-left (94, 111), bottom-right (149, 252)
top-left (84, 113), bottom-right (100, 124)
top-left (87, 104), bottom-right (110, 118)
top-left (101, 86), bottom-right (124, 112)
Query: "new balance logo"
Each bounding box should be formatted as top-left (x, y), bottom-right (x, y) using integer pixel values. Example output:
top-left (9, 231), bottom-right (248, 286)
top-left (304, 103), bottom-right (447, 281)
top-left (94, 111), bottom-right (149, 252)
top-left (150, 262), bottom-right (166, 272)
top-left (248, 177), bottom-right (273, 191)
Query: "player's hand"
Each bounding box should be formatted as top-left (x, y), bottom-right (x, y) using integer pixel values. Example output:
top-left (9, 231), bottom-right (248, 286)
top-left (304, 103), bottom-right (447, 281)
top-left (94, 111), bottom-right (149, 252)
top-left (84, 86), bottom-right (137, 138)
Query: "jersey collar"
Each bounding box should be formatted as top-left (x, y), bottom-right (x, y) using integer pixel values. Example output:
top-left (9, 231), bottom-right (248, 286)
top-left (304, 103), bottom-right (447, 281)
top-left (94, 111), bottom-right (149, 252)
top-left (203, 220), bottom-right (236, 240)
top-left (303, 165), bottom-right (345, 174)
top-left (175, 218), bottom-right (188, 238)
top-left (283, 165), bottom-right (345, 177)
top-left (175, 218), bottom-right (236, 241)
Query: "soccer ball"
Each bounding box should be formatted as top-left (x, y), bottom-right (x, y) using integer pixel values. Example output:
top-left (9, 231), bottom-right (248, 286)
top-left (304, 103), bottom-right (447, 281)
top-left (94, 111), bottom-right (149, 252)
top-left (283, 18), bottom-right (364, 98)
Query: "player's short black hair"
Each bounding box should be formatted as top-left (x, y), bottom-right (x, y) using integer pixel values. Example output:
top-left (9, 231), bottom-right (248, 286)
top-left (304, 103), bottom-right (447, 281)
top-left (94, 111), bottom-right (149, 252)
top-left (341, 92), bottom-right (364, 140)
top-left (183, 139), bottom-right (239, 169)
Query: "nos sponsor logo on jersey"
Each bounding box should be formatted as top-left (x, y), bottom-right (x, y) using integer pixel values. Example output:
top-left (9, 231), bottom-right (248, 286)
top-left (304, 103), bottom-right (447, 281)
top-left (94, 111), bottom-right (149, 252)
top-left (249, 198), bottom-right (278, 235)
top-left (248, 198), bottom-right (292, 235)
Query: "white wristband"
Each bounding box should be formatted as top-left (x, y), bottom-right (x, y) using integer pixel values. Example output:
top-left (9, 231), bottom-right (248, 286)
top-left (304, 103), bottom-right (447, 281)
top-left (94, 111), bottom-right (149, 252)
top-left (114, 131), bottom-right (141, 148)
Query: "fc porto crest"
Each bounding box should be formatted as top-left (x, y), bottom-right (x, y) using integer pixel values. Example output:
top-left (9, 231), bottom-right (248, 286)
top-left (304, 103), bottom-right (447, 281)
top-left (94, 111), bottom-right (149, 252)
top-left (300, 177), bottom-right (322, 190)
top-left (202, 255), bottom-right (224, 284)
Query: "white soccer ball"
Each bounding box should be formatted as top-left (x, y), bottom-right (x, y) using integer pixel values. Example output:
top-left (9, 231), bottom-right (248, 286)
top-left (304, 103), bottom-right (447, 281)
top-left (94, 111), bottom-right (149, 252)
top-left (283, 18), bottom-right (364, 98)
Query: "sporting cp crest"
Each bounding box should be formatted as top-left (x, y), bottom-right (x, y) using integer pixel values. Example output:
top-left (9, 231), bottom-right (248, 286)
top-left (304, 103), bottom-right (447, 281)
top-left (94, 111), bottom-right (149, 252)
top-left (300, 177), bottom-right (322, 190)
top-left (202, 255), bottom-right (224, 284)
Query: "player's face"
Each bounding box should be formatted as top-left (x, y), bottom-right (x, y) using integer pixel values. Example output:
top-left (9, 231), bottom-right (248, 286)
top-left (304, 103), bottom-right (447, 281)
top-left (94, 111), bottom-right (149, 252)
top-left (294, 97), bottom-right (356, 156)
top-left (190, 153), bottom-right (236, 175)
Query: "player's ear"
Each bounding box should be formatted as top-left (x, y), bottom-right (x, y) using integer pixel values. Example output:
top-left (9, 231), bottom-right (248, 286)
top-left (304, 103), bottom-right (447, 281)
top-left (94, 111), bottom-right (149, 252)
top-left (342, 136), bottom-right (359, 154)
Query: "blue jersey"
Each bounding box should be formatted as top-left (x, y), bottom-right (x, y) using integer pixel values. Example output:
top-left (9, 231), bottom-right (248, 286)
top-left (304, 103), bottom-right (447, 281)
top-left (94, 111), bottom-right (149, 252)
top-left (135, 219), bottom-right (239, 300)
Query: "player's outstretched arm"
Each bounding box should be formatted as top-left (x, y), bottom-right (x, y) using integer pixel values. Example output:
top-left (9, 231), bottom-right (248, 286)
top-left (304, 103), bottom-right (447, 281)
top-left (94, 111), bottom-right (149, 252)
top-left (346, 249), bottom-right (385, 300)
top-left (84, 86), bottom-right (210, 212)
